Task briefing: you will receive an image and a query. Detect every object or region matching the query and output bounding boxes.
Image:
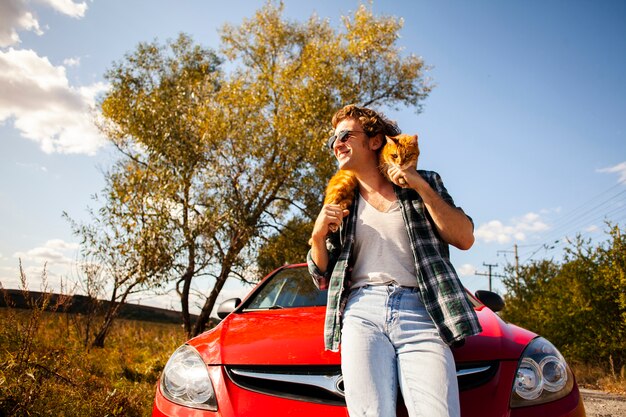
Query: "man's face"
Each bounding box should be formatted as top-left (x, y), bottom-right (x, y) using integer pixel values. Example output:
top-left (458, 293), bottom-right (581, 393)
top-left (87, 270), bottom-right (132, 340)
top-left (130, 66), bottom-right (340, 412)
top-left (332, 118), bottom-right (375, 170)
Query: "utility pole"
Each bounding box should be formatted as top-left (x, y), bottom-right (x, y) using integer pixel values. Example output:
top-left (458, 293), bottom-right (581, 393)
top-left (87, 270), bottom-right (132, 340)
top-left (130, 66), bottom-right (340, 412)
top-left (513, 244), bottom-right (519, 278)
top-left (475, 262), bottom-right (505, 292)
top-left (497, 243), bottom-right (520, 278)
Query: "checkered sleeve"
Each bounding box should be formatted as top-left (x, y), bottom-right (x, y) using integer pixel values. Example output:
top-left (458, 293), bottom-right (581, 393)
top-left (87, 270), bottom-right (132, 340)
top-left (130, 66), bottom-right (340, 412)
top-left (425, 171), bottom-right (474, 229)
top-left (307, 250), bottom-right (328, 290)
top-left (307, 232), bottom-right (341, 290)
top-left (401, 171), bottom-right (483, 344)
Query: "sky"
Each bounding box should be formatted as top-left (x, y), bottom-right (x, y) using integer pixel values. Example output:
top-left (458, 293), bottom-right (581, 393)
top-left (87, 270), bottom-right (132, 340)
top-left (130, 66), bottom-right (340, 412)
top-left (1, 0), bottom-right (625, 314)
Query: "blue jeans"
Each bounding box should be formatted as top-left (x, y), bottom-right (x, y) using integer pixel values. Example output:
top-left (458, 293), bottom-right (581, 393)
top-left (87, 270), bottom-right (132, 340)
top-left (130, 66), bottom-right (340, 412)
top-left (341, 284), bottom-right (460, 417)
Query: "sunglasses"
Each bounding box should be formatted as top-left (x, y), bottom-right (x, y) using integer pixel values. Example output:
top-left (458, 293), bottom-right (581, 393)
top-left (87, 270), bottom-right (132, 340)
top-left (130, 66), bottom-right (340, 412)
top-left (327, 130), bottom-right (368, 150)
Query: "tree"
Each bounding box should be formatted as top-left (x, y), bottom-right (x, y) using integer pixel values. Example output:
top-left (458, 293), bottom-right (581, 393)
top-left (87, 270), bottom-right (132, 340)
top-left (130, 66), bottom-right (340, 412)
top-left (191, 2), bottom-right (432, 336)
top-left (98, 34), bottom-right (223, 338)
top-left (501, 259), bottom-right (560, 338)
top-left (256, 217), bottom-right (313, 277)
top-left (65, 170), bottom-right (175, 347)
top-left (501, 223), bottom-right (626, 371)
top-left (97, 2), bottom-right (432, 337)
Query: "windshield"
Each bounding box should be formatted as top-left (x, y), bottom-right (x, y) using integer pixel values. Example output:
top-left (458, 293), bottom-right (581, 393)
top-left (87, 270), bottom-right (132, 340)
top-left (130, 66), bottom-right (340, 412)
top-left (244, 266), bottom-right (327, 310)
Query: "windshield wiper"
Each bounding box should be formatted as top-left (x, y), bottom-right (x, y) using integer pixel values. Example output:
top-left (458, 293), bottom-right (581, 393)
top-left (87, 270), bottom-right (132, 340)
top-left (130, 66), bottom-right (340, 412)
top-left (268, 305), bottom-right (284, 310)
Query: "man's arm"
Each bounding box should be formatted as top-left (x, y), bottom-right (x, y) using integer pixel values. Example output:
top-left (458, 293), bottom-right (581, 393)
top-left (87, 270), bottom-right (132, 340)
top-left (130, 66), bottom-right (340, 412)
top-left (388, 167), bottom-right (474, 250)
top-left (309, 235), bottom-right (330, 275)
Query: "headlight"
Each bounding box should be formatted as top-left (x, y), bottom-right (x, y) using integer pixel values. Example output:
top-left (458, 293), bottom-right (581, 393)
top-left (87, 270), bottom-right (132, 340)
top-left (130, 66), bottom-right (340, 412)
top-left (511, 337), bottom-right (574, 408)
top-left (160, 344), bottom-right (217, 411)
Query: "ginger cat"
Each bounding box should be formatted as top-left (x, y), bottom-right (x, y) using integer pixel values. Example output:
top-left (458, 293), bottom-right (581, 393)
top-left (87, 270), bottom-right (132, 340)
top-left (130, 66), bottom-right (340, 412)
top-left (323, 133), bottom-right (419, 232)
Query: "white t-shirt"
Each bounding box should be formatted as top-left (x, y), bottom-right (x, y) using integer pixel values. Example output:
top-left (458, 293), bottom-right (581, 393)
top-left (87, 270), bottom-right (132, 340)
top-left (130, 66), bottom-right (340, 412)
top-left (351, 193), bottom-right (418, 289)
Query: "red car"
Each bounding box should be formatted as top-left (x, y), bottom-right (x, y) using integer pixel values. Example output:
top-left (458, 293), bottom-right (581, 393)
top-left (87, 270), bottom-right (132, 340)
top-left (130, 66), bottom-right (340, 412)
top-left (152, 264), bottom-right (586, 416)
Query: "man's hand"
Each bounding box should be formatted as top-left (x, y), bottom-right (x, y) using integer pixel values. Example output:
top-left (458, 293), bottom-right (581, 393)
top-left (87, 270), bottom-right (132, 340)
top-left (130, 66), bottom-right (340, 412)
top-left (309, 204), bottom-right (349, 274)
top-left (385, 167), bottom-right (474, 250)
top-left (311, 204), bottom-right (349, 239)
top-left (386, 165), bottom-right (420, 189)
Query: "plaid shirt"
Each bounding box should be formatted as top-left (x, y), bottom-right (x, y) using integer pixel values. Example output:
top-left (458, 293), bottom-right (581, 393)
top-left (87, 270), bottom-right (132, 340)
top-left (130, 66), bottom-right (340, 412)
top-left (307, 170), bottom-right (482, 352)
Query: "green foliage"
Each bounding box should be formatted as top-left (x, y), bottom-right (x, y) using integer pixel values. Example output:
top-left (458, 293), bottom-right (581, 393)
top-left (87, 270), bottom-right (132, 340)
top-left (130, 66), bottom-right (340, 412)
top-left (65, 34), bottom-right (212, 342)
top-left (501, 223), bottom-right (626, 372)
top-left (89, 33), bottom-right (224, 338)
top-left (228, 1), bottom-right (432, 288)
top-left (256, 217), bottom-right (313, 277)
top-left (95, 1), bottom-right (432, 337)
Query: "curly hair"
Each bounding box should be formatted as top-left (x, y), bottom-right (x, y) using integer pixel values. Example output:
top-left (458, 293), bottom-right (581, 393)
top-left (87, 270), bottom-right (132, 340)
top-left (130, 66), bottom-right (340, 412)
top-left (331, 104), bottom-right (401, 138)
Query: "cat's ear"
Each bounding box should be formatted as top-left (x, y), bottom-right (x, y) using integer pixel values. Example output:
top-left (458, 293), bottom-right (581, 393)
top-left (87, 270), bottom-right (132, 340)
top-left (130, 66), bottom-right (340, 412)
top-left (410, 134), bottom-right (418, 146)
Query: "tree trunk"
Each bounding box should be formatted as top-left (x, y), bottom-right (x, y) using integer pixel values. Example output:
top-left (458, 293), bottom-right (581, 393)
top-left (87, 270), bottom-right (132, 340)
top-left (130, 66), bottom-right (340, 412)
top-left (192, 266), bottom-right (231, 336)
top-left (91, 302), bottom-right (122, 348)
top-left (180, 243), bottom-right (196, 338)
top-left (180, 271), bottom-right (194, 339)
top-left (90, 281), bottom-right (136, 348)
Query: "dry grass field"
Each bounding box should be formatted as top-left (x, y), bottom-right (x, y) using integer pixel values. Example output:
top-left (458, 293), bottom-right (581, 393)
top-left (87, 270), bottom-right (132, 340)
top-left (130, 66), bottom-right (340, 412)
top-left (0, 307), bottom-right (186, 417)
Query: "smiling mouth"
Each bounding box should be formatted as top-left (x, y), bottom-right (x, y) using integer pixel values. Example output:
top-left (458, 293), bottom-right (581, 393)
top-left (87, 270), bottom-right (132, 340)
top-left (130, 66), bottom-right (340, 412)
top-left (336, 148), bottom-right (350, 159)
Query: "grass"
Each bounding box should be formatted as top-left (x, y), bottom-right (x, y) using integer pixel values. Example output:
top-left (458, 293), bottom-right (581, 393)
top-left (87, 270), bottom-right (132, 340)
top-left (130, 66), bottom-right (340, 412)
top-left (571, 362), bottom-right (626, 395)
top-left (0, 307), bottom-right (186, 417)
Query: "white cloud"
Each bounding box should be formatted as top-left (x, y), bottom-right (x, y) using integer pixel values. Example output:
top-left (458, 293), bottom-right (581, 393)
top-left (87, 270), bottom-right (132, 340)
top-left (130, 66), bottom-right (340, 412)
top-left (13, 239), bottom-right (79, 266)
top-left (62, 56), bottom-right (80, 67)
top-left (0, 48), bottom-right (108, 155)
top-left (0, 0), bottom-right (87, 47)
top-left (45, 239), bottom-right (80, 251)
top-left (475, 212), bottom-right (550, 244)
top-left (2, 240), bottom-right (80, 292)
top-left (0, 0), bottom-right (42, 47)
top-left (16, 161), bottom-right (48, 172)
top-left (598, 161), bottom-right (626, 184)
top-left (457, 263), bottom-right (476, 277)
top-left (0, 263), bottom-right (75, 294)
top-left (39, 0), bottom-right (87, 18)
top-left (0, 1), bottom-right (100, 154)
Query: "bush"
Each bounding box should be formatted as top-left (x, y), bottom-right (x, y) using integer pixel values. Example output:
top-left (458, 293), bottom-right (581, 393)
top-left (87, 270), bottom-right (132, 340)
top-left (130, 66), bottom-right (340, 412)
top-left (501, 224), bottom-right (626, 384)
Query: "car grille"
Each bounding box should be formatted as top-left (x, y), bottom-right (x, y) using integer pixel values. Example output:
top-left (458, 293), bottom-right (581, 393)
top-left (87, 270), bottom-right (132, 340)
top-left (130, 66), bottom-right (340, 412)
top-left (226, 362), bottom-right (499, 405)
top-left (227, 365), bottom-right (346, 405)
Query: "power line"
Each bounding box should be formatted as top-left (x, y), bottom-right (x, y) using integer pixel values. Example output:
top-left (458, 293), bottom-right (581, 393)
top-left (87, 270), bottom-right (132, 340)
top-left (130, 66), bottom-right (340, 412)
top-left (480, 183), bottom-right (626, 273)
top-left (540, 187), bottom-right (626, 244)
top-left (510, 183), bottom-right (626, 264)
top-left (548, 182), bottom-right (624, 230)
top-left (521, 242), bottom-right (560, 264)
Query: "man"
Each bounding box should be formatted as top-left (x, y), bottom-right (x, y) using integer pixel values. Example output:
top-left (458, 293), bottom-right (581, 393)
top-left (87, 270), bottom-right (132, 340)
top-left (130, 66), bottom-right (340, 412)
top-left (308, 104), bottom-right (481, 417)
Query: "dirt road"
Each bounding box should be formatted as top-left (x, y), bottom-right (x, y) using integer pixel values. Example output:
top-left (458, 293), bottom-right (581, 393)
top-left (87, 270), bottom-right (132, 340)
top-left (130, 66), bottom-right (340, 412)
top-left (580, 388), bottom-right (626, 416)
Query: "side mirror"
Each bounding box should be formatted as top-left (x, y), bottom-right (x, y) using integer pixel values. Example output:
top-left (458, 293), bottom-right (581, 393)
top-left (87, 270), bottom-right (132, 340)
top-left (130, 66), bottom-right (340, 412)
top-left (217, 298), bottom-right (242, 319)
top-left (474, 290), bottom-right (505, 313)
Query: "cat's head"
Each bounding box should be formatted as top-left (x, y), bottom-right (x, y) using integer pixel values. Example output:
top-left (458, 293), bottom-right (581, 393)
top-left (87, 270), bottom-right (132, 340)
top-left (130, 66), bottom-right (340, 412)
top-left (380, 134), bottom-right (419, 170)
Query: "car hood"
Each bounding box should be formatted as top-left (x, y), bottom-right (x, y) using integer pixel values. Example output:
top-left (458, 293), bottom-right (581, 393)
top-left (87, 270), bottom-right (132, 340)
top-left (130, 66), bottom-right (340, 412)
top-left (191, 306), bottom-right (536, 365)
top-left (192, 307), bottom-right (339, 365)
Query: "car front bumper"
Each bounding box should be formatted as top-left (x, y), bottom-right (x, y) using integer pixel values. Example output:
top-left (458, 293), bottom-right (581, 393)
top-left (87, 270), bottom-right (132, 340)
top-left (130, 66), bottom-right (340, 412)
top-left (152, 361), bottom-right (585, 417)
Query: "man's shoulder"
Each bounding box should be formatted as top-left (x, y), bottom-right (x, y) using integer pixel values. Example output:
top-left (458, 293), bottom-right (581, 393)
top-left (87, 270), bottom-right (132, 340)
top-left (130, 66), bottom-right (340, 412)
top-left (417, 169), bottom-right (443, 183)
top-left (417, 169), bottom-right (439, 176)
